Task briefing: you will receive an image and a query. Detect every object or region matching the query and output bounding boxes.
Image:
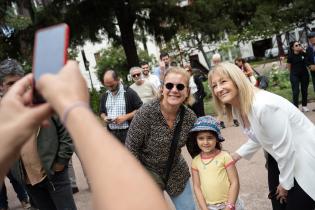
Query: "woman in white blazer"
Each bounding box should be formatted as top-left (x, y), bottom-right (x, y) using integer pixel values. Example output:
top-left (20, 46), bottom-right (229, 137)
top-left (208, 62), bottom-right (315, 210)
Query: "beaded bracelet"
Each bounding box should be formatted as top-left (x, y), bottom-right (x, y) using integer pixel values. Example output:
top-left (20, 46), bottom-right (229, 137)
top-left (226, 203), bottom-right (235, 210)
top-left (61, 101), bottom-right (90, 125)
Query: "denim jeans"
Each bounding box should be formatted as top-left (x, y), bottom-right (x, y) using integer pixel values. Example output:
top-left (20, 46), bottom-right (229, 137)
top-left (170, 180), bottom-right (196, 210)
top-left (0, 171), bottom-right (29, 208)
top-left (26, 167), bottom-right (77, 210)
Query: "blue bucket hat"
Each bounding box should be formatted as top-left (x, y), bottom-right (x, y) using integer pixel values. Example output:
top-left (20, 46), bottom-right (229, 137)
top-left (307, 31), bottom-right (315, 38)
top-left (189, 116), bottom-right (225, 142)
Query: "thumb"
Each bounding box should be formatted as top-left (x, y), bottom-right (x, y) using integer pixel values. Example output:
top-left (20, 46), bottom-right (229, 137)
top-left (28, 104), bottom-right (53, 127)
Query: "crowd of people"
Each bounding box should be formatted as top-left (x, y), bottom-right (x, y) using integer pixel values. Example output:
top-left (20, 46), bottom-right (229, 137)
top-left (0, 32), bottom-right (315, 210)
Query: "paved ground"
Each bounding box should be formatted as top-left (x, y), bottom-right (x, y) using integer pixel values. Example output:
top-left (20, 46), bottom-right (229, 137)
top-left (5, 102), bottom-right (315, 210)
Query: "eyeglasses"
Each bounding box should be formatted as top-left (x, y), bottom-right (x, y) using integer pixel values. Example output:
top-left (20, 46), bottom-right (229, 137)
top-left (132, 73), bottom-right (141, 78)
top-left (164, 83), bottom-right (186, 91)
top-left (294, 43), bottom-right (301, 47)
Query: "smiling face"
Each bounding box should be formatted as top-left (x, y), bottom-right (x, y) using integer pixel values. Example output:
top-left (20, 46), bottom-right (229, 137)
top-left (196, 131), bottom-right (217, 154)
top-left (141, 64), bottom-right (150, 76)
top-left (161, 72), bottom-right (189, 107)
top-left (210, 70), bottom-right (239, 106)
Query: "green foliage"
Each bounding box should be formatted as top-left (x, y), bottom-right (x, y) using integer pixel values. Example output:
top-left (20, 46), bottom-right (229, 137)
top-left (267, 66), bottom-right (290, 89)
top-left (89, 88), bottom-right (102, 114)
top-left (5, 11), bottom-right (32, 30)
top-left (96, 46), bottom-right (155, 83)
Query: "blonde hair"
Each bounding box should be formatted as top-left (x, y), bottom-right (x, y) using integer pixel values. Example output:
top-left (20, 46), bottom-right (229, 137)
top-left (159, 66), bottom-right (195, 106)
top-left (212, 53), bottom-right (221, 62)
top-left (208, 62), bottom-right (255, 120)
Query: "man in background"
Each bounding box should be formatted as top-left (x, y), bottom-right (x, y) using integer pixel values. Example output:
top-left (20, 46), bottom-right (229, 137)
top-left (129, 67), bottom-right (157, 104)
top-left (0, 59), bottom-right (77, 210)
top-left (100, 70), bottom-right (142, 143)
top-left (140, 62), bottom-right (160, 89)
top-left (306, 31), bottom-right (315, 111)
top-left (153, 52), bottom-right (171, 82)
top-left (0, 59), bottom-right (31, 210)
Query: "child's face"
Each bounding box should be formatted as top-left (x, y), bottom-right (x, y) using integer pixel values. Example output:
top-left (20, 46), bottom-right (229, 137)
top-left (196, 131), bottom-right (217, 154)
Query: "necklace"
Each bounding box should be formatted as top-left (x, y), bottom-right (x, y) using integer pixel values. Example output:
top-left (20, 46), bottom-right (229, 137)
top-left (201, 157), bottom-right (215, 169)
top-left (200, 150), bottom-right (218, 169)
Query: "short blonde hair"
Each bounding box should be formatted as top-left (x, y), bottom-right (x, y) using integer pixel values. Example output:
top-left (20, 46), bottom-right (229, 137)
top-left (160, 67), bottom-right (195, 106)
top-left (208, 62), bottom-right (255, 120)
top-left (212, 53), bottom-right (221, 62)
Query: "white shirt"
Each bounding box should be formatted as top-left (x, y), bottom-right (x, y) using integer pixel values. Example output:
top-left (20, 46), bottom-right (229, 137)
top-left (189, 76), bottom-right (198, 94)
top-left (144, 74), bottom-right (161, 90)
top-left (130, 80), bottom-right (157, 104)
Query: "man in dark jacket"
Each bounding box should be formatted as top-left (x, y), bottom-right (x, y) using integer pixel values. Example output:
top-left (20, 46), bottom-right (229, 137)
top-left (100, 70), bottom-right (143, 143)
top-left (0, 58), bottom-right (76, 210)
top-left (11, 116), bottom-right (77, 210)
top-left (0, 59), bottom-right (32, 210)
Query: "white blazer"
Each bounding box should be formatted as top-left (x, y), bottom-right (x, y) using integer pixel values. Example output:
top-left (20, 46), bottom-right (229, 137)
top-left (235, 90), bottom-right (315, 200)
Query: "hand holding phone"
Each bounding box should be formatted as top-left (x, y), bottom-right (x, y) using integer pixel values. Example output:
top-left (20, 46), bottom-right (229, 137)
top-left (32, 23), bottom-right (69, 104)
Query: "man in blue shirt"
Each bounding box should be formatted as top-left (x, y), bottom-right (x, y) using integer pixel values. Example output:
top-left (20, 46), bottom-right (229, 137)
top-left (153, 52), bottom-right (171, 83)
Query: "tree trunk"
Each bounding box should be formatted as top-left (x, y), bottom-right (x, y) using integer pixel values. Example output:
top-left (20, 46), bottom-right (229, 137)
top-left (115, 0), bottom-right (139, 69)
top-left (195, 34), bottom-right (211, 69)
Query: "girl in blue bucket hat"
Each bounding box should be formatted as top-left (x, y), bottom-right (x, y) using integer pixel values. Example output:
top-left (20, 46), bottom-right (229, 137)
top-left (189, 116), bottom-right (243, 210)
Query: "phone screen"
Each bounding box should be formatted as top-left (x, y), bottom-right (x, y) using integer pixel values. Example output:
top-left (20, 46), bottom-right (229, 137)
top-left (32, 23), bottom-right (69, 103)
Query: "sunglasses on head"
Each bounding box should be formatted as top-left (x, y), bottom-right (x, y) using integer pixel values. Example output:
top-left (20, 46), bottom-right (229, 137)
top-left (132, 73), bottom-right (141, 78)
top-left (164, 83), bottom-right (186, 91)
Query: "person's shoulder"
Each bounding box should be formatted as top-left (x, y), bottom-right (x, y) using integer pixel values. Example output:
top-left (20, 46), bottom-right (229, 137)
top-left (255, 90), bottom-right (285, 104)
top-left (125, 85), bottom-right (137, 94)
top-left (253, 90), bottom-right (293, 114)
top-left (220, 150), bottom-right (232, 158)
top-left (100, 91), bottom-right (109, 98)
top-left (143, 79), bottom-right (153, 86)
top-left (139, 99), bottom-right (159, 114)
top-left (192, 154), bottom-right (201, 162)
top-left (185, 106), bottom-right (197, 119)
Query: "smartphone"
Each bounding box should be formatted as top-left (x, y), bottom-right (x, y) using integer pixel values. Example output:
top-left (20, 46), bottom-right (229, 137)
top-left (107, 118), bottom-right (115, 123)
top-left (32, 23), bottom-right (70, 104)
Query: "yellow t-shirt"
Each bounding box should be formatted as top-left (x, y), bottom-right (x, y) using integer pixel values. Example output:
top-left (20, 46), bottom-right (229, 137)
top-left (191, 150), bottom-right (234, 205)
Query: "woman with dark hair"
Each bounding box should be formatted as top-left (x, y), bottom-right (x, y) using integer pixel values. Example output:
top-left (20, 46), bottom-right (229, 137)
top-left (287, 41), bottom-right (310, 112)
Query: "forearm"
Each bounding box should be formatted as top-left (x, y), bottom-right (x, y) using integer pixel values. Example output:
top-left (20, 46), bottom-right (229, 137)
top-left (0, 133), bottom-right (22, 181)
top-left (125, 110), bottom-right (137, 121)
top-left (227, 181), bottom-right (239, 205)
top-left (63, 107), bottom-right (168, 210)
top-left (194, 187), bottom-right (208, 210)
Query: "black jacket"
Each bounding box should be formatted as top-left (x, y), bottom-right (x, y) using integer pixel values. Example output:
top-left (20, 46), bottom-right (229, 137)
top-left (11, 116), bottom-right (74, 183)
